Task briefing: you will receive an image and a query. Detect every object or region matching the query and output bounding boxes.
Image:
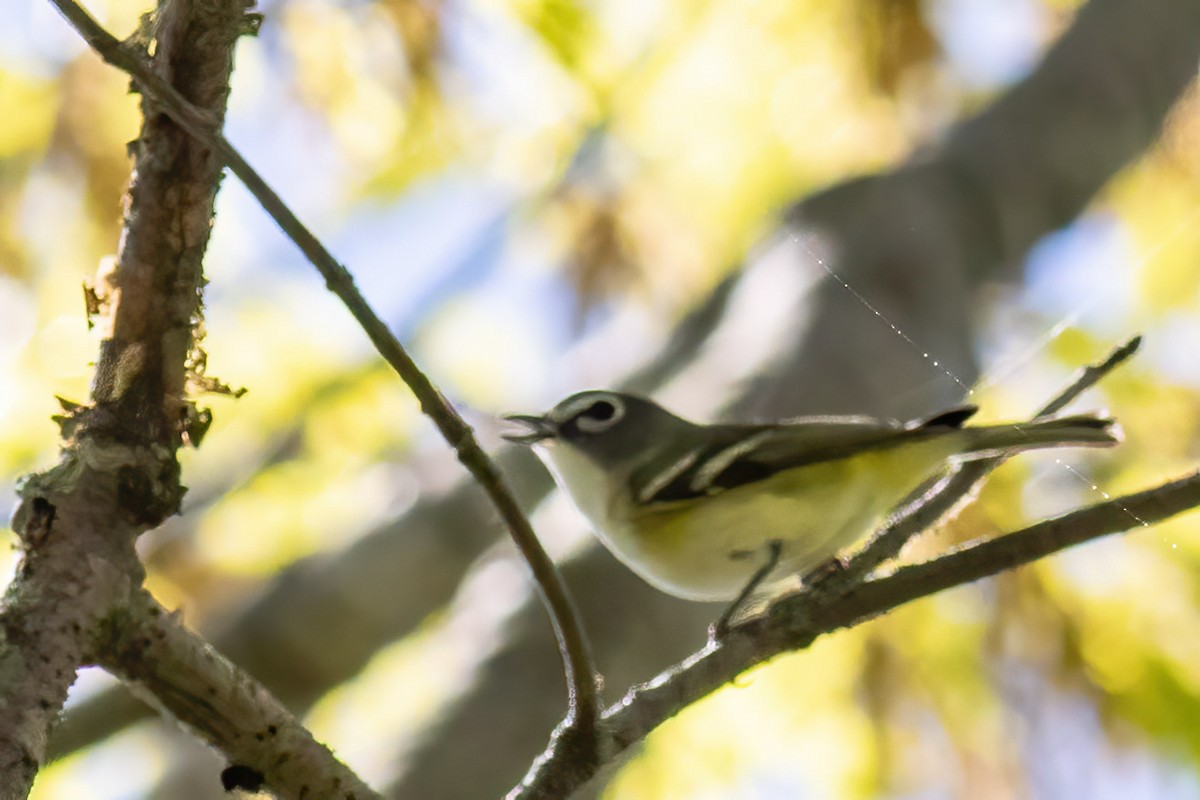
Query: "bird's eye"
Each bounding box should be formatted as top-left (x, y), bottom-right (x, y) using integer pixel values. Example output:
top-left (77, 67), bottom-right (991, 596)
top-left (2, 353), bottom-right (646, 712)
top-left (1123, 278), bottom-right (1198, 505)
top-left (583, 401), bottom-right (615, 421)
top-left (575, 398), bottom-right (622, 433)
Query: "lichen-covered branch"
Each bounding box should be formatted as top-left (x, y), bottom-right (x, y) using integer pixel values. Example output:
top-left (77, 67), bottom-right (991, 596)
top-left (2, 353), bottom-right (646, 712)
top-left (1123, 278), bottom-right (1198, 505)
top-left (4, 0), bottom-right (245, 792)
top-left (99, 592), bottom-right (379, 799)
top-left (0, 461), bottom-right (143, 796)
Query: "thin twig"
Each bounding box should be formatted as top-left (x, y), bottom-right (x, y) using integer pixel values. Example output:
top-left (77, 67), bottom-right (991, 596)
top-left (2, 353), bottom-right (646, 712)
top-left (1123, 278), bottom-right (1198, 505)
top-left (48, 0), bottom-right (600, 744)
top-left (1036, 334), bottom-right (1142, 417)
top-left (829, 334), bottom-right (1142, 589)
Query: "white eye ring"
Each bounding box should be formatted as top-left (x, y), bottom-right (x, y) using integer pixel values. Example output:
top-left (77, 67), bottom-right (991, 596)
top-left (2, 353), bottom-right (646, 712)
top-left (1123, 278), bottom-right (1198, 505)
top-left (575, 397), bottom-right (624, 434)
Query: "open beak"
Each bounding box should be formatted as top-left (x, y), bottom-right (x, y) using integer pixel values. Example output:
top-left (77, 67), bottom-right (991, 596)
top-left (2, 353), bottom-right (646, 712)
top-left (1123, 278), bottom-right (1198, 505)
top-left (501, 414), bottom-right (558, 445)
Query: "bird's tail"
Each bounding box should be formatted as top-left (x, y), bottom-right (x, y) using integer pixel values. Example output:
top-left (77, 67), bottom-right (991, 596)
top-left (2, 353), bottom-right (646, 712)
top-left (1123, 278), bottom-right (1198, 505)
top-left (959, 413), bottom-right (1121, 458)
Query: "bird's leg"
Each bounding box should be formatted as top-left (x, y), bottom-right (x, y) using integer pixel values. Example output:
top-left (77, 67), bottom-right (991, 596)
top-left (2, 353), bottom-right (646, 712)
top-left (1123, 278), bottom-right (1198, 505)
top-left (710, 539), bottom-right (783, 641)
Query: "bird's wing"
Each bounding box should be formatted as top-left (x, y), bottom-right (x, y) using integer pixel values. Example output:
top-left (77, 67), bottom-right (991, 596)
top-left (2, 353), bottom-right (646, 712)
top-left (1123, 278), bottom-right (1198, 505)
top-left (633, 407), bottom-right (979, 506)
top-left (631, 416), bottom-right (910, 506)
top-left (632, 404), bottom-right (980, 507)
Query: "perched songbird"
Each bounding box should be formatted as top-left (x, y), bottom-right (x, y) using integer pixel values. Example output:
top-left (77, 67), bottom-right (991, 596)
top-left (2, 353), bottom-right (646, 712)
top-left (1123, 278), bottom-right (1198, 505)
top-left (504, 390), bottom-right (1119, 628)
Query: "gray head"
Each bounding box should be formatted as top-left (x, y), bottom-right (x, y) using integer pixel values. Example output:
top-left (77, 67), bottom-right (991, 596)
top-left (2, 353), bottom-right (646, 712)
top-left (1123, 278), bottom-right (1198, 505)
top-left (503, 390), bottom-right (694, 469)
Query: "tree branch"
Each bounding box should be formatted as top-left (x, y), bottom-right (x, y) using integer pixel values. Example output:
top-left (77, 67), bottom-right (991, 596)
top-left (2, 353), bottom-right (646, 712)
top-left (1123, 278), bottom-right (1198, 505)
top-left (98, 592), bottom-right (379, 799)
top-left (827, 334), bottom-right (1143, 590)
top-left (2, 0), bottom-right (250, 795)
top-left (47, 0), bottom-right (601, 749)
top-left (0, 464), bottom-right (143, 796)
top-left (512, 469), bottom-right (1200, 798)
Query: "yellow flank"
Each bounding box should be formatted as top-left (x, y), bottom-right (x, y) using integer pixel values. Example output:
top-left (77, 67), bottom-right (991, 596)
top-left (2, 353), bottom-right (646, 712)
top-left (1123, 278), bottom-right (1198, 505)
top-left (604, 438), bottom-right (963, 601)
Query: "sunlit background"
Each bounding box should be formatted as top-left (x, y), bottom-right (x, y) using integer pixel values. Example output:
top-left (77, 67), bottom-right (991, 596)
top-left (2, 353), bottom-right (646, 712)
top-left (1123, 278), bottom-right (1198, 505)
top-left (2, 0), bottom-right (1200, 797)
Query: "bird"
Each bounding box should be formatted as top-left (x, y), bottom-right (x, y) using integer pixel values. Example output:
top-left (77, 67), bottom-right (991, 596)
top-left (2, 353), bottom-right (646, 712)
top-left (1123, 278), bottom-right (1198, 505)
top-left (503, 390), bottom-right (1120, 631)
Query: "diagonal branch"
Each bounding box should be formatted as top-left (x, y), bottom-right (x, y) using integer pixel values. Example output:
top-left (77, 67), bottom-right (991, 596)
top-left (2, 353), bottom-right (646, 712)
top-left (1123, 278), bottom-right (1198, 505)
top-left (47, 0), bottom-right (601, 746)
top-left (512, 469), bottom-right (1200, 798)
top-left (99, 592), bottom-right (379, 799)
top-left (827, 334), bottom-right (1143, 591)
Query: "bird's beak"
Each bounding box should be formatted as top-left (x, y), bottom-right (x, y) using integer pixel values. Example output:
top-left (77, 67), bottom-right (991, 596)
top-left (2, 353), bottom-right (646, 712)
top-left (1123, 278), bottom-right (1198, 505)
top-left (501, 414), bottom-right (557, 445)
